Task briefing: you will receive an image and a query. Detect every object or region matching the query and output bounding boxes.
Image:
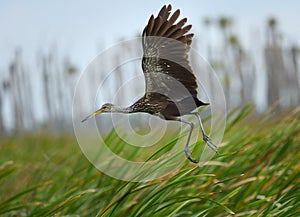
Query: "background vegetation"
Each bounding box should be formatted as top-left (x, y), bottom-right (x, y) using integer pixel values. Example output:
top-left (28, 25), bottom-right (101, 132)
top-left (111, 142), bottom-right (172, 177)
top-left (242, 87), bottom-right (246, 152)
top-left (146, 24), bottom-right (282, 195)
top-left (0, 105), bottom-right (299, 216)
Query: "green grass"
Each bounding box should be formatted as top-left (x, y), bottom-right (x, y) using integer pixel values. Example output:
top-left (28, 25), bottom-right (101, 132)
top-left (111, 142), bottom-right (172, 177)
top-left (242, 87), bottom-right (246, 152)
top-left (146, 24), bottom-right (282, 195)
top-left (0, 105), bottom-right (300, 216)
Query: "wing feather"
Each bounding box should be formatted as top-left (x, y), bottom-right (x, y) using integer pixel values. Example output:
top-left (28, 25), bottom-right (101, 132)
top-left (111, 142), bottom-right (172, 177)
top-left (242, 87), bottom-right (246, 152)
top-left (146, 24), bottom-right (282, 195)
top-left (168, 9), bottom-right (180, 25)
top-left (144, 15), bottom-right (155, 36)
top-left (141, 5), bottom-right (198, 101)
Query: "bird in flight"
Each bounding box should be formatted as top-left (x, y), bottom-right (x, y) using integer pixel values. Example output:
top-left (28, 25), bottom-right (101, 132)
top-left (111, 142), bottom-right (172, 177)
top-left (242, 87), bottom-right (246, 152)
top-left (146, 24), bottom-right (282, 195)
top-left (82, 4), bottom-right (217, 163)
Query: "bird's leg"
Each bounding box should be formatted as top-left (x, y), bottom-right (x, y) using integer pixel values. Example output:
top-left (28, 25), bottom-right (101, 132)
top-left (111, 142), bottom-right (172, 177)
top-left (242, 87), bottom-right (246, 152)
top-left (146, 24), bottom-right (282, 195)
top-left (177, 119), bottom-right (199, 163)
top-left (191, 112), bottom-right (218, 153)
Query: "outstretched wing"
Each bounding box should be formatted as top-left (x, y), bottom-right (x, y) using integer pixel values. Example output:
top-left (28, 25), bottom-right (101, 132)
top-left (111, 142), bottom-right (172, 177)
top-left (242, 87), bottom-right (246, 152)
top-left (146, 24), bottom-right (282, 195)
top-left (142, 5), bottom-right (198, 102)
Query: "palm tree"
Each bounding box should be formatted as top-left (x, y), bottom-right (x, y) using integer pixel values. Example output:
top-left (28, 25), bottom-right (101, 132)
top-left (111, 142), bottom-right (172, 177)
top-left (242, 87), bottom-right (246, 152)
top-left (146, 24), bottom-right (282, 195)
top-left (264, 17), bottom-right (286, 108)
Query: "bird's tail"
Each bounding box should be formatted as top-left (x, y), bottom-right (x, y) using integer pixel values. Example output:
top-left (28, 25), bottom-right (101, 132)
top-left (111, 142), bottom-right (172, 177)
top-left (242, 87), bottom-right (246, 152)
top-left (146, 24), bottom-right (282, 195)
top-left (195, 97), bottom-right (209, 107)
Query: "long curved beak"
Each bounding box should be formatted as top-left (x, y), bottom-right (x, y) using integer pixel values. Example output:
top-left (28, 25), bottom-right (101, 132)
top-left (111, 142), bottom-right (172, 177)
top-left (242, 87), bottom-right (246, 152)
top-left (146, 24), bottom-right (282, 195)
top-left (81, 109), bottom-right (104, 122)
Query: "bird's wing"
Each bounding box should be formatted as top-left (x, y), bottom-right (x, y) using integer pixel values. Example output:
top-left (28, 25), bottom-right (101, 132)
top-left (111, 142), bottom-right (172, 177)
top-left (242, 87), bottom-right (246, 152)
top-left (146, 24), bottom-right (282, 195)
top-left (142, 4), bottom-right (198, 102)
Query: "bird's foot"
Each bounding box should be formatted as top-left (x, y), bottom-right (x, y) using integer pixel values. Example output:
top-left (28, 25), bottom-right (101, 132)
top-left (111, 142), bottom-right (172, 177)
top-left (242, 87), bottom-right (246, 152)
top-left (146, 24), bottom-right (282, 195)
top-left (184, 146), bottom-right (199, 164)
top-left (203, 134), bottom-right (218, 153)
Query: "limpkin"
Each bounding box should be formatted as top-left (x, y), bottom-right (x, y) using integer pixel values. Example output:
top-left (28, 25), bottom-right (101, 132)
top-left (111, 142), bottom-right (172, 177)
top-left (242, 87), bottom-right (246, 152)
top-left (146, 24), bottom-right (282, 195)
top-left (82, 5), bottom-right (217, 163)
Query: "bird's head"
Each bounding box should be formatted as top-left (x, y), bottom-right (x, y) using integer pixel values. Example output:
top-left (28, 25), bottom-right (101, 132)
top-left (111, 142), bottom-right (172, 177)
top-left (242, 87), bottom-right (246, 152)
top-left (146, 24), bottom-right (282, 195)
top-left (99, 103), bottom-right (114, 112)
top-left (81, 103), bottom-right (114, 122)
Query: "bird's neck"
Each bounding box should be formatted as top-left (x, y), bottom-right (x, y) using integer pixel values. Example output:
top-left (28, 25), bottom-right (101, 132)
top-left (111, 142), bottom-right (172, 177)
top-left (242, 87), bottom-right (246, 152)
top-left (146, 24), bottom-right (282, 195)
top-left (111, 105), bottom-right (133, 113)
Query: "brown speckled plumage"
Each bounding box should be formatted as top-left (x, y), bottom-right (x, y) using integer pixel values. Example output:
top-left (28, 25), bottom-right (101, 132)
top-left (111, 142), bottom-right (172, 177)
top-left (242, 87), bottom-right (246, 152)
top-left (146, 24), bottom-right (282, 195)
top-left (134, 4), bottom-right (207, 120)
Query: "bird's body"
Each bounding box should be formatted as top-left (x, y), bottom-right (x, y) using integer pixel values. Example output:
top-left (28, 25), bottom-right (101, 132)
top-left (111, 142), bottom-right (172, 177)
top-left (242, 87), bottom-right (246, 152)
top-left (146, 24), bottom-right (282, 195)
top-left (82, 5), bottom-right (217, 163)
top-left (130, 93), bottom-right (207, 120)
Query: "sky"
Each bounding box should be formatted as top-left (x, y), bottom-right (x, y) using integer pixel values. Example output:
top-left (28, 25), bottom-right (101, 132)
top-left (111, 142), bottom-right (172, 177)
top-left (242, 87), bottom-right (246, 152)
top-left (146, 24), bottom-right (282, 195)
top-left (1, 0), bottom-right (300, 71)
top-left (0, 0), bottom-right (299, 129)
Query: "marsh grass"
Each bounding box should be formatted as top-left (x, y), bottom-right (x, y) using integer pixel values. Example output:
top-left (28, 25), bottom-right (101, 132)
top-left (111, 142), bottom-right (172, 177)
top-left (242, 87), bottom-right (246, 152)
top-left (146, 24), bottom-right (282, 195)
top-left (0, 105), bottom-right (299, 216)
